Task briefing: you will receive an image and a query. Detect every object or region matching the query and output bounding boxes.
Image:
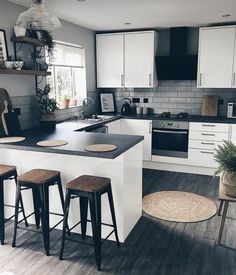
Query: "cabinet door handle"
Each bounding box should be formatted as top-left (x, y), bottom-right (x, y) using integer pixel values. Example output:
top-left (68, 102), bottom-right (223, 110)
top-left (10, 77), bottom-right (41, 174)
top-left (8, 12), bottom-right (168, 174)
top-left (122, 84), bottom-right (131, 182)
top-left (229, 125), bottom-right (232, 140)
top-left (149, 122), bottom-right (152, 134)
top-left (233, 73), bottom-right (236, 87)
top-left (199, 73), bottom-right (202, 86)
top-left (200, 150), bottom-right (214, 155)
top-left (201, 124), bottom-right (216, 127)
top-left (201, 142), bottom-right (215, 145)
top-left (149, 74), bottom-right (152, 86)
top-left (121, 74), bottom-right (124, 86)
top-left (201, 133), bottom-right (215, 136)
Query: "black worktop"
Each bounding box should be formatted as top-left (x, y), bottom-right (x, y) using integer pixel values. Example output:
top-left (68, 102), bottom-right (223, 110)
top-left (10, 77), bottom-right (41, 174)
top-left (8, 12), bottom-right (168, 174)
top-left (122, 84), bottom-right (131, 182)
top-left (120, 114), bottom-right (236, 124)
top-left (0, 122), bottom-right (143, 159)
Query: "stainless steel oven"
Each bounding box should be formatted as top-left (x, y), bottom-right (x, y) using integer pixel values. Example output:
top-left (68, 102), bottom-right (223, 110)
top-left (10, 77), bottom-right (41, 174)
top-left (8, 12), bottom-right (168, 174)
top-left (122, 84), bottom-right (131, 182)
top-left (152, 120), bottom-right (189, 158)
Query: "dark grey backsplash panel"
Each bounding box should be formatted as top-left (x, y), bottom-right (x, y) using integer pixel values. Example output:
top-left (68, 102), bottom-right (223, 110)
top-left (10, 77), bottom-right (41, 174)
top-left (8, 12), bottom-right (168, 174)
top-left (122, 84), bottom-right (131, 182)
top-left (114, 80), bottom-right (236, 116)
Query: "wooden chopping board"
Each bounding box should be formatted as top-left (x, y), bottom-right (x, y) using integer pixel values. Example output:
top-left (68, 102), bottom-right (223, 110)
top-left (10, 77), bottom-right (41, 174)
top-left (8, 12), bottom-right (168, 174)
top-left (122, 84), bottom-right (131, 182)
top-left (0, 89), bottom-right (13, 135)
top-left (201, 95), bottom-right (219, 117)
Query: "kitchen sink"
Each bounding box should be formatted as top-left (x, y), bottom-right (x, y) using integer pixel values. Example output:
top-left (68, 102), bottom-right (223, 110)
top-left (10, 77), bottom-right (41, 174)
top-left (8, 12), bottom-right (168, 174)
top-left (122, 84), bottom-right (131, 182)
top-left (86, 115), bottom-right (114, 122)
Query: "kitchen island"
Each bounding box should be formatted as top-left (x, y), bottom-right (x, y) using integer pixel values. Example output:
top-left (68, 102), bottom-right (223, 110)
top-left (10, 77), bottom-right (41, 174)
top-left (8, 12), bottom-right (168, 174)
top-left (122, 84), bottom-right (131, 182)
top-left (0, 122), bottom-right (143, 242)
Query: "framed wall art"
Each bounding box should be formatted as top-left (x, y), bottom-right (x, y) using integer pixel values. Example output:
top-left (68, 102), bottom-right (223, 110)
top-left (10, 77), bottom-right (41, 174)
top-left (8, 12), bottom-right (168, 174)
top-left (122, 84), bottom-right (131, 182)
top-left (99, 92), bottom-right (116, 114)
top-left (0, 29), bottom-right (8, 61)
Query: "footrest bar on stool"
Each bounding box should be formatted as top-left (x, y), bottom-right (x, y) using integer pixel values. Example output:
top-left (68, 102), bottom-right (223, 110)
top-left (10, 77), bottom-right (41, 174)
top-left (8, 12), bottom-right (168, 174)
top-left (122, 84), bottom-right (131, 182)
top-left (64, 237), bottom-right (94, 247)
top-left (17, 212), bottom-right (35, 225)
top-left (68, 221), bottom-right (81, 232)
top-left (4, 210), bottom-right (23, 223)
top-left (49, 212), bottom-right (64, 217)
top-left (101, 230), bottom-right (115, 245)
top-left (49, 218), bottom-right (64, 232)
top-left (4, 204), bottom-right (24, 209)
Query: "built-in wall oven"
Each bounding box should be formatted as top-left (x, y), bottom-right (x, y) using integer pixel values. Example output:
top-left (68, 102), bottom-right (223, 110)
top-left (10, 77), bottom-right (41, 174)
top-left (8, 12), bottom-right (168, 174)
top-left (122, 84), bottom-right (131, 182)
top-left (152, 120), bottom-right (189, 158)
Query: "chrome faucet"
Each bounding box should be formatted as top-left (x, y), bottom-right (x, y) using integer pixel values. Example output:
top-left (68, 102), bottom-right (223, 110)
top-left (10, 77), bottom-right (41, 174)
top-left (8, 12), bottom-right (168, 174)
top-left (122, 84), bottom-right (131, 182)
top-left (81, 97), bottom-right (95, 119)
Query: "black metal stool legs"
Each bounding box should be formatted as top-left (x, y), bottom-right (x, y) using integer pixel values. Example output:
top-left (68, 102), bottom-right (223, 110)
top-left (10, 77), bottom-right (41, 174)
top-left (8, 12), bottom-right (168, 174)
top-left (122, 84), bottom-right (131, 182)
top-left (80, 197), bottom-right (88, 239)
top-left (12, 183), bottom-right (21, 247)
top-left (107, 185), bottom-right (120, 247)
top-left (90, 194), bottom-right (102, 271)
top-left (0, 179), bottom-right (4, 245)
top-left (32, 187), bottom-right (41, 229)
top-left (59, 189), bottom-right (71, 260)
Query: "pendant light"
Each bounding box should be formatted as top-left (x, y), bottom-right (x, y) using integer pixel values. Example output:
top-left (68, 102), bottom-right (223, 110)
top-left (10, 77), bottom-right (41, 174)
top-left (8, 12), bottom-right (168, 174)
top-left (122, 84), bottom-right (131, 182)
top-left (15, 0), bottom-right (62, 31)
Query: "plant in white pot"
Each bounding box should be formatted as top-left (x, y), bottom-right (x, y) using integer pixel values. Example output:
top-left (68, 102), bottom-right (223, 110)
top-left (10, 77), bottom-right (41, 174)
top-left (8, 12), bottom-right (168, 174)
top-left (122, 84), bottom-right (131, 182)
top-left (36, 84), bottom-right (59, 129)
top-left (214, 140), bottom-right (236, 197)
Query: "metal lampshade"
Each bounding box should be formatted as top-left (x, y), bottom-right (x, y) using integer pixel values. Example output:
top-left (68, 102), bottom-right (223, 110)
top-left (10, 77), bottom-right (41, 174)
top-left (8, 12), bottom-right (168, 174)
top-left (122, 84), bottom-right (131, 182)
top-left (16, 0), bottom-right (61, 31)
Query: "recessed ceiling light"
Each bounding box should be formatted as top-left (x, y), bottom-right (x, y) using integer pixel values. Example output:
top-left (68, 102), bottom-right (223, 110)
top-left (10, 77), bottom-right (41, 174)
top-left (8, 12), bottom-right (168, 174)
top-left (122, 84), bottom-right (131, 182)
top-left (222, 14), bottom-right (231, 18)
top-left (124, 22), bottom-right (131, 25)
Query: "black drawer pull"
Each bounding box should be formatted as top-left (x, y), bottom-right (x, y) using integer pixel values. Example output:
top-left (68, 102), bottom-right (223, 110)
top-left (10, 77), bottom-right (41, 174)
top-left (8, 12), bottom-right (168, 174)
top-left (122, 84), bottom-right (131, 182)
top-left (201, 124), bottom-right (216, 127)
top-left (200, 151), bottom-right (214, 155)
top-left (201, 133), bottom-right (215, 136)
top-left (201, 142), bottom-right (215, 145)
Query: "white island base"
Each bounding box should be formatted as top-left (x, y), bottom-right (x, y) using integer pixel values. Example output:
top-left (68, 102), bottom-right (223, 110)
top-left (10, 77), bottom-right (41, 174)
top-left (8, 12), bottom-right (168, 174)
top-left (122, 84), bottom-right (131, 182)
top-left (1, 142), bottom-right (142, 243)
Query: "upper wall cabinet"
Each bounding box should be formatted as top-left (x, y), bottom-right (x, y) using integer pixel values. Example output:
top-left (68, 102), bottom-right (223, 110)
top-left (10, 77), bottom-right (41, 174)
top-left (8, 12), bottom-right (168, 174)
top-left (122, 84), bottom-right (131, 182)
top-left (96, 31), bottom-right (157, 88)
top-left (197, 26), bottom-right (236, 88)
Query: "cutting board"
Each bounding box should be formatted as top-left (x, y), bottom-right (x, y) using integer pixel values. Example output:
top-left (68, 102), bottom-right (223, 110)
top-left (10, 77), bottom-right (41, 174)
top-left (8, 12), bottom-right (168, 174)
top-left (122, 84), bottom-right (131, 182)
top-left (201, 95), bottom-right (219, 117)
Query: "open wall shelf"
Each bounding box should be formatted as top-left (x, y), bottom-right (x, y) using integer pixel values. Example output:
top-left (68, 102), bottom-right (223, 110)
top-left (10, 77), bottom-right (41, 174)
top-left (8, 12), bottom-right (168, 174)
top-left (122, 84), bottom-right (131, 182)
top-left (0, 69), bottom-right (51, 76)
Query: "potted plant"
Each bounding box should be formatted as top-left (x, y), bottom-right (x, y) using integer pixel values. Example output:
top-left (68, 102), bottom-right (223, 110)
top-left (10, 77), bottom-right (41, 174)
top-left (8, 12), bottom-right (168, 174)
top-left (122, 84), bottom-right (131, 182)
top-left (36, 84), bottom-right (59, 129)
top-left (60, 95), bottom-right (70, 109)
top-left (40, 30), bottom-right (55, 64)
top-left (214, 140), bottom-right (236, 197)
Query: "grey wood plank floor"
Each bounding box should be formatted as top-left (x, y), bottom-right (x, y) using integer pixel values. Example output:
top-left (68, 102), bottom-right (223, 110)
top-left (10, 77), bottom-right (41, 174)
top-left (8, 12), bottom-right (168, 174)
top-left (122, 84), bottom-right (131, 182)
top-left (0, 169), bottom-right (236, 275)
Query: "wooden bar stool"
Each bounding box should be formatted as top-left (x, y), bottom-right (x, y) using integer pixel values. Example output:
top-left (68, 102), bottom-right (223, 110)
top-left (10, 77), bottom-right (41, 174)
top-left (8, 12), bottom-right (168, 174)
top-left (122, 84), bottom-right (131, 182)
top-left (0, 164), bottom-right (28, 245)
top-left (12, 169), bottom-right (66, 256)
top-left (59, 175), bottom-right (120, 271)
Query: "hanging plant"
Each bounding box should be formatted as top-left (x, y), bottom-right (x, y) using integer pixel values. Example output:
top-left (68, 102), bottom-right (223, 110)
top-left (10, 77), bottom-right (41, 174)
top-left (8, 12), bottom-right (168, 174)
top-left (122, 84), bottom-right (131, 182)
top-left (40, 30), bottom-right (56, 64)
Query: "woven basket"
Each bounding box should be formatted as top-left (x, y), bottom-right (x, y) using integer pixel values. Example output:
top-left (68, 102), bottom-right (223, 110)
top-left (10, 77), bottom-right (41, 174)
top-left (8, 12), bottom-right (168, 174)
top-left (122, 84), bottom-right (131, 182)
top-left (220, 171), bottom-right (236, 197)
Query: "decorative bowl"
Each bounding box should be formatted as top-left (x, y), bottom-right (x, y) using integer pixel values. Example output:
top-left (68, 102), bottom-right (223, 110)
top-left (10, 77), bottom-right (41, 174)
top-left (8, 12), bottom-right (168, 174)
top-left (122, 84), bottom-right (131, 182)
top-left (4, 61), bottom-right (15, 69)
top-left (14, 61), bottom-right (24, 70)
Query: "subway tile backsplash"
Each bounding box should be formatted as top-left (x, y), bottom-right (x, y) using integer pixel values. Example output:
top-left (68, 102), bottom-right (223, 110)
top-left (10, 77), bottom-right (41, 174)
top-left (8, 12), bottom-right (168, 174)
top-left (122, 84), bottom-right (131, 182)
top-left (114, 80), bottom-right (236, 116)
top-left (11, 90), bottom-right (98, 130)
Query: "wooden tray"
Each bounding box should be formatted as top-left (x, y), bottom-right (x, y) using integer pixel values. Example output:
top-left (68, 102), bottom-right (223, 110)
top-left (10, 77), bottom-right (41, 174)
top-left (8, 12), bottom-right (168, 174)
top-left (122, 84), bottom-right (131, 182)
top-left (84, 144), bottom-right (117, 152)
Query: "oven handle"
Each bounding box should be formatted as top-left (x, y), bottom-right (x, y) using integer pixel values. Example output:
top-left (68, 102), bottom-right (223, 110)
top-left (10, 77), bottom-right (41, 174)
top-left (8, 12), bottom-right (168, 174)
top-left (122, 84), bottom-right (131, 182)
top-left (152, 129), bottom-right (188, 135)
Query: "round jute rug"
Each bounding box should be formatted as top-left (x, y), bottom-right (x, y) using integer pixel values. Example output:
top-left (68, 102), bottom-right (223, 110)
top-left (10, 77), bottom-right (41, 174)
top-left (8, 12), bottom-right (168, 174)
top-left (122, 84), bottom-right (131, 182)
top-left (143, 191), bottom-right (217, 223)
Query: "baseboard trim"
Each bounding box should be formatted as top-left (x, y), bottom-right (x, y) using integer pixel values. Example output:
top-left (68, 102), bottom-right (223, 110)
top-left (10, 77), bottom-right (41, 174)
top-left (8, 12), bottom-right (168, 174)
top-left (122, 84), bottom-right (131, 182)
top-left (143, 161), bottom-right (215, 176)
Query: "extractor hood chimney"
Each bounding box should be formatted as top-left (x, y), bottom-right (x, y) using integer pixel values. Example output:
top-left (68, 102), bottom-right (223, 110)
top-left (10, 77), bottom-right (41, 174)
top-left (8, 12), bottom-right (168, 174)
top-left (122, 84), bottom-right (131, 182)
top-left (156, 27), bottom-right (198, 80)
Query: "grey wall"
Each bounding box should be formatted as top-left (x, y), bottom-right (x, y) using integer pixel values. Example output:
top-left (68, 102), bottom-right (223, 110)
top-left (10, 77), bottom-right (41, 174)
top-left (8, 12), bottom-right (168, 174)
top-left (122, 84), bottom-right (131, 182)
top-left (0, 0), bottom-right (96, 128)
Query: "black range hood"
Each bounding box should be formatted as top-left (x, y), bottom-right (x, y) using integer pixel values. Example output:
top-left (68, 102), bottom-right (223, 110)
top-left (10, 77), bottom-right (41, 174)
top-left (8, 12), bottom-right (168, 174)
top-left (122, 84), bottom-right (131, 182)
top-left (156, 27), bottom-right (198, 80)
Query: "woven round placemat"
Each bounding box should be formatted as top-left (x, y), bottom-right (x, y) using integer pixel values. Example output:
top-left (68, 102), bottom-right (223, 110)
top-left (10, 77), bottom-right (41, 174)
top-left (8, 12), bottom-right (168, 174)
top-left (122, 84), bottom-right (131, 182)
top-left (143, 191), bottom-right (217, 223)
top-left (84, 144), bottom-right (117, 152)
top-left (37, 140), bottom-right (68, 147)
top-left (0, 136), bottom-right (25, 143)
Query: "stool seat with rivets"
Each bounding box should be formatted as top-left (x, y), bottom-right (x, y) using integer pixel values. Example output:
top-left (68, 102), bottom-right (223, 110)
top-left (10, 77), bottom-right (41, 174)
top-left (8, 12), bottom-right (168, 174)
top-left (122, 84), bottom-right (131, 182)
top-left (0, 165), bottom-right (28, 245)
top-left (12, 168), bottom-right (67, 256)
top-left (59, 175), bottom-right (120, 271)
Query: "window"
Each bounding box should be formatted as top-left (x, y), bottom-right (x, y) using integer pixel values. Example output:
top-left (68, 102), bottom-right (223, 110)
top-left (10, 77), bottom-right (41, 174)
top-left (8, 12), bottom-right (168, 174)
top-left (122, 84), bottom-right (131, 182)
top-left (47, 41), bottom-right (87, 107)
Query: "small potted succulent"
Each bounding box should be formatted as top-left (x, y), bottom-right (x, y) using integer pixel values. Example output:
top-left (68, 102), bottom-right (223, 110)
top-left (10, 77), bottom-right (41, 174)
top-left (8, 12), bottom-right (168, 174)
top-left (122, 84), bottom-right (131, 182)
top-left (214, 140), bottom-right (236, 197)
top-left (36, 84), bottom-right (59, 129)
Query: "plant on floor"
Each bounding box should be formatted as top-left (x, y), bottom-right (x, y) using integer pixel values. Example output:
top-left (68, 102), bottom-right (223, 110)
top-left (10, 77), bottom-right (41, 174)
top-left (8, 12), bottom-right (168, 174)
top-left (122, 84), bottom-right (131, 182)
top-left (214, 140), bottom-right (236, 197)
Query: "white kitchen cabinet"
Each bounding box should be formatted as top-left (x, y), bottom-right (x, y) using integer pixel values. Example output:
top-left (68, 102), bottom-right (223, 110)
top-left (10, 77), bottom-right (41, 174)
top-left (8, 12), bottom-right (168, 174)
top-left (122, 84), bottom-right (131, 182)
top-left (197, 26), bottom-right (236, 88)
top-left (120, 119), bottom-right (152, 161)
top-left (96, 34), bottom-right (124, 88)
top-left (229, 124), bottom-right (236, 144)
top-left (124, 32), bottom-right (157, 88)
top-left (233, 41), bottom-right (236, 88)
top-left (188, 122), bottom-right (229, 168)
top-left (106, 120), bottom-right (121, 134)
top-left (96, 31), bottom-right (157, 88)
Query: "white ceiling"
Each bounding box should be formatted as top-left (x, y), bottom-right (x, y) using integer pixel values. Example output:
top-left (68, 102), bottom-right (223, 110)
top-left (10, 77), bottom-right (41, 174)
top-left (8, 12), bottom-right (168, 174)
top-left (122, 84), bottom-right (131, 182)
top-left (8, 0), bottom-right (236, 31)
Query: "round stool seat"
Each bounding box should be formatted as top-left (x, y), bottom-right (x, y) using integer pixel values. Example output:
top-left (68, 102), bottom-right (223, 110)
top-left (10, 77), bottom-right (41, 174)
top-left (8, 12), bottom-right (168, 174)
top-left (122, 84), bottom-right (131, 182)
top-left (0, 165), bottom-right (16, 178)
top-left (66, 175), bottom-right (110, 193)
top-left (18, 169), bottom-right (60, 185)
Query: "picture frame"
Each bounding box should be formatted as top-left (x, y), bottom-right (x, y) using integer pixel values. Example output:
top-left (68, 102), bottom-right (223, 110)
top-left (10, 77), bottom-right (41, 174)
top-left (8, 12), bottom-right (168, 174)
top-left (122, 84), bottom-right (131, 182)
top-left (99, 92), bottom-right (116, 114)
top-left (0, 29), bottom-right (8, 61)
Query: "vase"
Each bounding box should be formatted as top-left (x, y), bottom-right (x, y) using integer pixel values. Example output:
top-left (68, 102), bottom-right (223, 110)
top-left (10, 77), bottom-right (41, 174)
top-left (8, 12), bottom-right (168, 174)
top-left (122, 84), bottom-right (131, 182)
top-left (40, 113), bottom-right (56, 129)
top-left (60, 99), bottom-right (70, 109)
top-left (220, 171), bottom-right (236, 197)
top-left (14, 26), bottom-right (26, 37)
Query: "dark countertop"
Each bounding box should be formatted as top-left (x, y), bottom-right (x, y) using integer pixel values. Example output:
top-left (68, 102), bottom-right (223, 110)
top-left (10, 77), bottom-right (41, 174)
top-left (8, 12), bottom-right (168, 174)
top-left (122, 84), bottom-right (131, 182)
top-left (120, 114), bottom-right (236, 124)
top-left (0, 122), bottom-right (143, 159)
